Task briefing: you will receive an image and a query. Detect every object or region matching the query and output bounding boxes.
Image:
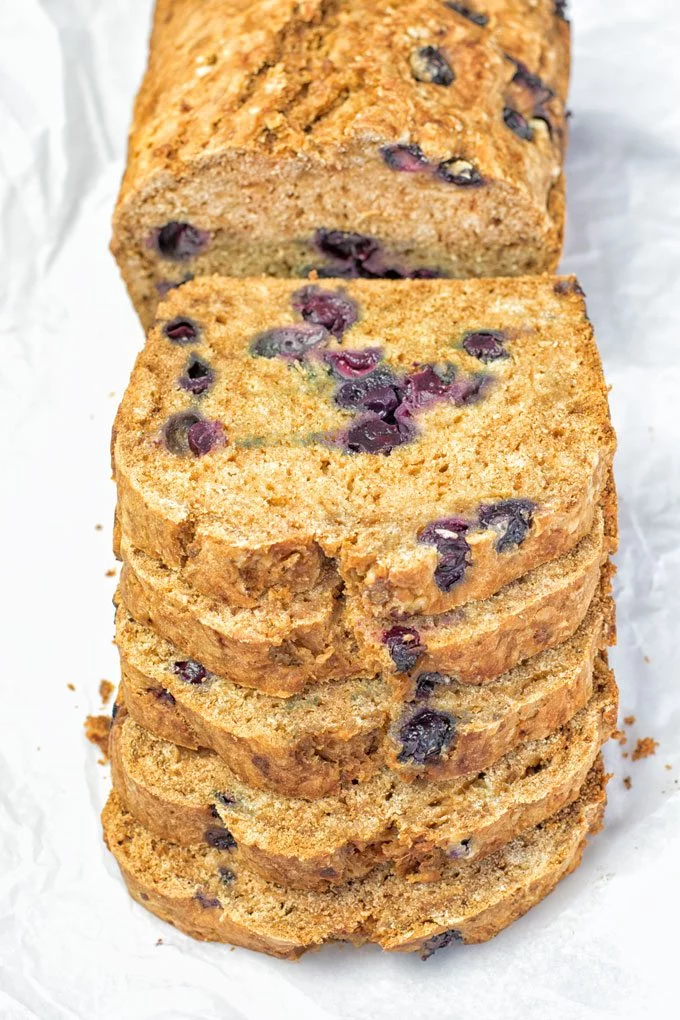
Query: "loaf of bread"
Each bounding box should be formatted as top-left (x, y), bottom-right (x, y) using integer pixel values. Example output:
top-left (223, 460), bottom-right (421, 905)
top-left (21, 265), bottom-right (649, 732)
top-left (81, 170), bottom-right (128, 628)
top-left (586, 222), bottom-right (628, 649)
top-left (111, 1), bottom-right (570, 326)
top-left (113, 276), bottom-right (614, 622)
top-left (117, 573), bottom-right (613, 797)
top-left (110, 656), bottom-right (616, 890)
top-left (102, 762), bottom-right (605, 959)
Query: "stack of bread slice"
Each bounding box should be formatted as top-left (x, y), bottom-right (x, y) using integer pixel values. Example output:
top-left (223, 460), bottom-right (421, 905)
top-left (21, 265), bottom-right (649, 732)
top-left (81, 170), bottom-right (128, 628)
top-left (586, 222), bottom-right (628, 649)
top-left (103, 274), bottom-right (617, 958)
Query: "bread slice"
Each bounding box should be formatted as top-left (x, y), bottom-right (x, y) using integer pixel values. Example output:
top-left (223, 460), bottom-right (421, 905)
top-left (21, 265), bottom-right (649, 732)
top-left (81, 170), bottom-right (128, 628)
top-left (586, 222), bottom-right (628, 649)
top-left (102, 761), bottom-right (606, 959)
top-left (113, 276), bottom-right (614, 620)
top-left (111, 2), bottom-right (570, 328)
top-left (117, 576), bottom-right (614, 798)
top-left (117, 500), bottom-right (612, 697)
top-left (110, 655), bottom-right (616, 891)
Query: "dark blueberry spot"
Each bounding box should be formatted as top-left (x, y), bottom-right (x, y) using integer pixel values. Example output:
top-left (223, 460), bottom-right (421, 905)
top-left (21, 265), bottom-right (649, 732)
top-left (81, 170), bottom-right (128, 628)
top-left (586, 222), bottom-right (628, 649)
top-left (251, 323), bottom-right (329, 360)
top-left (218, 867), bottom-right (236, 885)
top-left (409, 46), bottom-right (455, 86)
top-left (163, 411), bottom-right (202, 455)
top-left (163, 317), bottom-right (199, 344)
top-left (410, 267), bottom-right (446, 279)
top-left (444, 2), bottom-right (488, 26)
top-left (503, 107), bottom-right (534, 141)
top-left (344, 415), bottom-right (409, 456)
top-left (462, 330), bottom-right (508, 362)
top-left (380, 143), bottom-right (430, 172)
top-left (214, 791), bottom-right (237, 808)
top-left (447, 838), bottom-right (472, 859)
top-left (383, 625), bottom-right (425, 673)
top-left (326, 348), bottom-right (383, 379)
top-left (173, 659), bottom-right (208, 685)
top-left (420, 928), bottom-right (464, 960)
top-left (291, 285), bottom-right (358, 338)
top-left (508, 60), bottom-right (554, 106)
top-left (194, 890), bottom-right (221, 909)
top-left (156, 222), bottom-right (209, 261)
top-left (478, 499), bottom-right (536, 553)
top-left (414, 671), bottom-right (453, 700)
top-left (187, 419), bottom-right (227, 456)
top-left (148, 686), bottom-right (176, 707)
top-left (554, 278), bottom-right (585, 297)
top-left (315, 229), bottom-right (380, 265)
top-left (554, 0), bottom-right (568, 20)
top-left (419, 517), bottom-right (471, 592)
top-left (397, 708), bottom-right (456, 764)
top-left (140, 892), bottom-right (149, 901)
top-left (335, 366), bottom-right (401, 416)
top-left (401, 365), bottom-right (454, 411)
top-left (204, 827), bottom-right (237, 851)
top-left (179, 353), bottom-right (214, 395)
top-left (111, 701), bottom-right (119, 719)
top-left (209, 804), bottom-right (221, 820)
top-left (437, 158), bottom-right (483, 186)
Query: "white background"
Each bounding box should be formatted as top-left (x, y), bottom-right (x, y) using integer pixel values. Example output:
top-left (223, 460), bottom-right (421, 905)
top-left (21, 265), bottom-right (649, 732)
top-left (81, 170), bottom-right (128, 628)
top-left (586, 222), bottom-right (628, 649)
top-left (1, 1), bottom-right (679, 1017)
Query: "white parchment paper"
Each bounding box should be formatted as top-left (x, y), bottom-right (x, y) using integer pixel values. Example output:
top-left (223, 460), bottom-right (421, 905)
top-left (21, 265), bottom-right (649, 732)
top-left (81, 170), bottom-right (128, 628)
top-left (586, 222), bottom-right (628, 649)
top-left (1, 1), bottom-right (679, 1017)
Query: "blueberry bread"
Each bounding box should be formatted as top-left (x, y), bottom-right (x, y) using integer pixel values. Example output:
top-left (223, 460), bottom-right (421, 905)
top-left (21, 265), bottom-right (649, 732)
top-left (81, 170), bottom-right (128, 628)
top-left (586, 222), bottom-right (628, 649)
top-left (102, 761), bottom-right (606, 960)
top-left (117, 573), bottom-right (614, 798)
top-left (110, 656), bottom-right (615, 891)
top-left (111, 0), bottom-right (570, 327)
top-left (113, 276), bottom-right (615, 619)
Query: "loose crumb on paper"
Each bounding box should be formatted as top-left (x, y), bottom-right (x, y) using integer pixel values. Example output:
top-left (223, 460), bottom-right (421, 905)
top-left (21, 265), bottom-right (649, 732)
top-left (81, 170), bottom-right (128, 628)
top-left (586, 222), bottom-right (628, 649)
top-left (99, 679), bottom-right (114, 704)
top-left (95, 523), bottom-right (103, 531)
top-left (612, 728), bottom-right (627, 746)
top-left (85, 715), bottom-right (111, 763)
top-left (67, 683), bottom-right (76, 691)
top-left (105, 568), bottom-right (117, 578)
top-left (632, 737), bottom-right (659, 761)
top-left (623, 715), bottom-right (636, 726)
top-left (623, 776), bottom-right (632, 790)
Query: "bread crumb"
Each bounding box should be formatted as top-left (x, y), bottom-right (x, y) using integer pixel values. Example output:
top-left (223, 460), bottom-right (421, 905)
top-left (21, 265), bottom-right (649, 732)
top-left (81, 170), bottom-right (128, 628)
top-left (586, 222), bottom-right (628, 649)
top-left (156, 938), bottom-right (164, 946)
top-left (612, 729), bottom-right (627, 746)
top-left (623, 715), bottom-right (635, 726)
top-left (67, 683), bottom-right (76, 691)
top-left (95, 523), bottom-right (103, 531)
top-left (622, 752), bottom-right (629, 759)
top-left (643, 655), bottom-right (650, 663)
top-left (665, 764), bottom-right (672, 771)
top-left (623, 776), bottom-right (632, 790)
top-left (632, 737), bottom-right (659, 761)
top-left (105, 568), bottom-right (116, 578)
top-left (99, 679), bottom-right (114, 704)
top-left (85, 715), bottom-right (111, 762)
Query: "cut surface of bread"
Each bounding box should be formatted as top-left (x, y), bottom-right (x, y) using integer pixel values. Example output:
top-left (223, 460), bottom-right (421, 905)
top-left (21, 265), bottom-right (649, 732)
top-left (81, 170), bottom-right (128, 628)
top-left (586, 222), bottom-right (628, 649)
top-left (113, 276), bottom-right (614, 620)
top-left (117, 497), bottom-right (613, 696)
top-left (110, 655), bottom-right (617, 890)
top-left (117, 576), bottom-right (614, 798)
top-left (111, 1), bottom-right (570, 327)
top-left (102, 761), bottom-right (606, 960)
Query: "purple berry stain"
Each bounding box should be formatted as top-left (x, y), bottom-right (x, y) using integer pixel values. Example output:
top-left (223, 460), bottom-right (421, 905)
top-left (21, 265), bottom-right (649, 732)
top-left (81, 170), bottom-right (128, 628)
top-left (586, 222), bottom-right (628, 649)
top-left (477, 499), bottom-right (536, 552)
top-left (164, 317), bottom-right (199, 344)
top-left (397, 707), bottom-right (456, 764)
top-left (187, 419), bottom-right (227, 456)
top-left (179, 354), bottom-right (214, 395)
top-left (326, 348), bottom-right (383, 378)
top-left (381, 144), bottom-right (430, 172)
top-left (251, 323), bottom-right (329, 360)
top-left (163, 411), bottom-right (202, 455)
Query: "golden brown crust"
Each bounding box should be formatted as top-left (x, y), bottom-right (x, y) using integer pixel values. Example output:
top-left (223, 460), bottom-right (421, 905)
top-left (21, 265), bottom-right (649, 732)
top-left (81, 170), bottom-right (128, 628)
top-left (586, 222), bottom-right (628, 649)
top-left (111, 1), bottom-right (570, 326)
top-left (101, 762), bottom-right (606, 958)
top-left (113, 276), bottom-right (615, 620)
top-left (109, 661), bottom-right (617, 891)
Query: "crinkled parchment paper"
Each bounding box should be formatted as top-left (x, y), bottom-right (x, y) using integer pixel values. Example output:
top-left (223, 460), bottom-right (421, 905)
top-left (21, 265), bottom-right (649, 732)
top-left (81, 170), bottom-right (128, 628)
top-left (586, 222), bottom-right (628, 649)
top-left (0, 1), bottom-right (679, 1017)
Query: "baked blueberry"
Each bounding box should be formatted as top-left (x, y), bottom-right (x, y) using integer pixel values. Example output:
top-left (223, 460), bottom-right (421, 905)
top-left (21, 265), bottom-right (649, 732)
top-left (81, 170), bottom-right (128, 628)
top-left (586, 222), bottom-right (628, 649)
top-left (173, 659), bottom-right (208, 684)
top-left (314, 228), bottom-right (380, 264)
top-left (292, 285), bottom-right (358, 338)
top-left (444, 2), bottom-right (488, 26)
top-left (187, 419), bottom-right (227, 456)
top-left (555, 0), bottom-right (568, 19)
top-left (462, 329), bottom-right (507, 362)
top-left (179, 353), bottom-right (214, 395)
top-left (396, 707), bottom-right (456, 764)
top-left (478, 498), bottom-right (536, 552)
top-left (326, 348), bottom-right (383, 378)
top-left (503, 107), bottom-right (534, 141)
top-left (380, 143), bottom-right (430, 172)
top-left (335, 366), bottom-right (401, 415)
top-left (194, 891), bottom-right (221, 909)
top-left (409, 47), bottom-right (455, 86)
top-left (218, 867), bottom-right (235, 885)
top-left (509, 60), bottom-right (554, 105)
top-left (419, 517), bottom-right (471, 592)
top-left (344, 415), bottom-right (408, 455)
top-left (420, 928), bottom-right (464, 959)
top-left (251, 323), bottom-right (329, 359)
top-left (149, 687), bottom-right (176, 706)
top-left (437, 158), bottom-right (483, 186)
top-left (383, 625), bottom-right (425, 673)
top-left (163, 316), bottom-right (199, 344)
top-left (156, 222), bottom-right (209, 261)
top-left (163, 411), bottom-right (203, 455)
top-left (414, 671), bottom-right (453, 700)
top-left (204, 827), bottom-right (237, 851)
top-left (554, 279), bottom-right (585, 297)
top-left (213, 791), bottom-right (237, 807)
top-left (401, 365), bottom-right (454, 410)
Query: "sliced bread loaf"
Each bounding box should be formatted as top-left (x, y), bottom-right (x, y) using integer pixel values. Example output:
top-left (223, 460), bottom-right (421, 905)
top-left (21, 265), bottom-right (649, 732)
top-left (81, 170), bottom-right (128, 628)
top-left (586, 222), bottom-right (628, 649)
top-left (110, 656), bottom-right (616, 890)
top-left (102, 760), bottom-right (606, 959)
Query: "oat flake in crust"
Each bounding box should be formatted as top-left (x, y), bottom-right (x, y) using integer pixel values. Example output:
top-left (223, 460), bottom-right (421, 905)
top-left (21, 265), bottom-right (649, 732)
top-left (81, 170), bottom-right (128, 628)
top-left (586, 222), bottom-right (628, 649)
top-left (102, 761), bottom-right (606, 959)
top-left (111, 0), bottom-right (570, 327)
top-left (109, 656), bottom-right (616, 891)
top-left (113, 276), bottom-right (615, 621)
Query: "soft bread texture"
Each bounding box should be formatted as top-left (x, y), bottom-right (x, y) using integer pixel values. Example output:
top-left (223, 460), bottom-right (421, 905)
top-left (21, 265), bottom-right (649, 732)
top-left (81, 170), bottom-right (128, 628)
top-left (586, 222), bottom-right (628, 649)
top-left (111, 1), bottom-right (570, 327)
top-left (102, 762), bottom-right (606, 960)
top-left (110, 656), bottom-right (617, 890)
top-left (117, 577), bottom-right (614, 798)
top-left (113, 276), bottom-right (615, 619)
top-left (117, 499), bottom-right (613, 695)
